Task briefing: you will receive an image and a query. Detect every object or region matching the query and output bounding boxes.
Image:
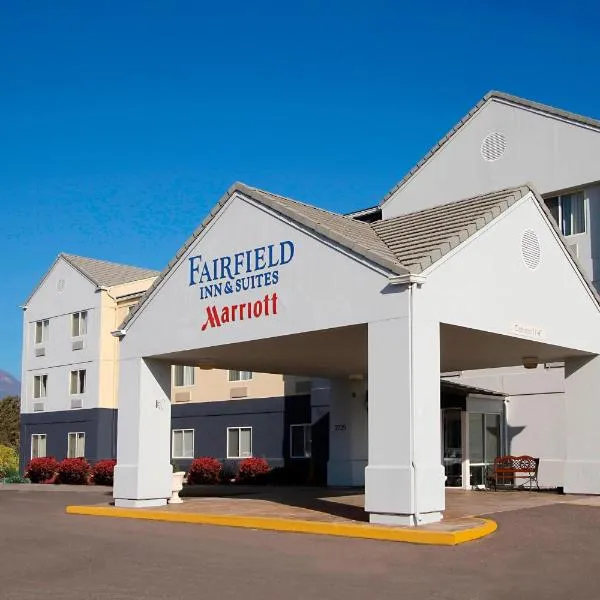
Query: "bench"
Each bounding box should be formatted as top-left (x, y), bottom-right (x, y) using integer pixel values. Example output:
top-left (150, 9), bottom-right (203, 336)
top-left (489, 455), bottom-right (540, 490)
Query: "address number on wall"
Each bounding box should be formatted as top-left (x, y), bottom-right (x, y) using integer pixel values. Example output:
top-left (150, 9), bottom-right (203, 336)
top-left (334, 424), bottom-right (347, 431)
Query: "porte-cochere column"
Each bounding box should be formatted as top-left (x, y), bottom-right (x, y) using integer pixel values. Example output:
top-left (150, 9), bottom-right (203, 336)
top-left (113, 357), bottom-right (172, 507)
top-left (365, 314), bottom-right (445, 526)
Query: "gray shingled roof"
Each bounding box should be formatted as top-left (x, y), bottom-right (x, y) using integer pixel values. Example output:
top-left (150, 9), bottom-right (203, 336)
top-left (373, 186), bottom-right (529, 273)
top-left (24, 254), bottom-right (160, 307)
top-left (61, 254), bottom-right (160, 287)
top-left (120, 181), bottom-right (574, 331)
top-left (379, 90), bottom-right (600, 207)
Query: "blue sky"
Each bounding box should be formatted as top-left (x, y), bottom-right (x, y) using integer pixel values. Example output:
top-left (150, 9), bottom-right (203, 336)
top-left (1, 1), bottom-right (599, 378)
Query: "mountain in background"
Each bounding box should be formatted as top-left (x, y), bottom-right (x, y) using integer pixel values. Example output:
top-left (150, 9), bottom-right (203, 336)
top-left (0, 370), bottom-right (20, 399)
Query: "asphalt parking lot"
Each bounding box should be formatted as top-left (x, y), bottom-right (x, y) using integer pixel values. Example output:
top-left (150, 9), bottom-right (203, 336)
top-left (1, 488), bottom-right (599, 600)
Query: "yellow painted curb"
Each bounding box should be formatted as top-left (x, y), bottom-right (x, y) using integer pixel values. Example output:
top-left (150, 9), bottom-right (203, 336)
top-left (66, 505), bottom-right (497, 545)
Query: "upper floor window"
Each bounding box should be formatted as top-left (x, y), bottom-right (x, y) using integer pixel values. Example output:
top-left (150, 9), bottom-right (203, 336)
top-left (228, 370), bottom-right (252, 382)
top-left (545, 191), bottom-right (585, 236)
top-left (34, 320), bottom-right (49, 344)
top-left (173, 365), bottom-right (195, 387)
top-left (71, 311), bottom-right (88, 337)
top-left (70, 370), bottom-right (86, 395)
top-left (33, 374), bottom-right (48, 399)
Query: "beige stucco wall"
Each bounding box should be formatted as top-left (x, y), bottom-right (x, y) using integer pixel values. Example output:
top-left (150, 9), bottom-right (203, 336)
top-left (97, 276), bottom-right (310, 408)
top-left (170, 368), bottom-right (312, 404)
top-left (97, 277), bottom-right (157, 409)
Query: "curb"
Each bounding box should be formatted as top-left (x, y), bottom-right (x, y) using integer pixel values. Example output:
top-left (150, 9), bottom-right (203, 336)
top-left (66, 505), bottom-right (497, 545)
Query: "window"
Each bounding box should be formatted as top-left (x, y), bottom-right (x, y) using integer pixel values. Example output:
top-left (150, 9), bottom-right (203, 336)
top-left (71, 311), bottom-right (88, 337)
top-left (34, 320), bottom-right (49, 344)
top-left (545, 191), bottom-right (585, 236)
top-left (172, 429), bottom-right (194, 459)
top-left (228, 370), bottom-right (252, 382)
top-left (31, 434), bottom-right (47, 458)
top-left (290, 424), bottom-right (311, 458)
top-left (227, 427), bottom-right (252, 458)
top-left (67, 432), bottom-right (85, 458)
top-left (33, 374), bottom-right (48, 399)
top-left (70, 370), bottom-right (86, 395)
top-left (173, 365), bottom-right (195, 387)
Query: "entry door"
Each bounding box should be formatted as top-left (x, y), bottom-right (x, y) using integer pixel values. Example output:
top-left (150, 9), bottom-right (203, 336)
top-left (468, 413), bottom-right (501, 486)
top-left (442, 409), bottom-right (463, 487)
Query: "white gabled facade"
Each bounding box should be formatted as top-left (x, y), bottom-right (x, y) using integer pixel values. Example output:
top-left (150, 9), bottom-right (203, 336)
top-left (21, 257), bottom-right (102, 415)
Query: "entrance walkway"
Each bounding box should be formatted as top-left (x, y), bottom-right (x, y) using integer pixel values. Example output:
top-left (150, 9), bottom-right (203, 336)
top-left (67, 486), bottom-right (590, 545)
top-left (174, 486), bottom-right (581, 522)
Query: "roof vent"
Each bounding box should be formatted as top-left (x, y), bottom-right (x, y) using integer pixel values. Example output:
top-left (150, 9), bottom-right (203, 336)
top-left (521, 229), bottom-right (541, 271)
top-left (481, 132), bottom-right (506, 162)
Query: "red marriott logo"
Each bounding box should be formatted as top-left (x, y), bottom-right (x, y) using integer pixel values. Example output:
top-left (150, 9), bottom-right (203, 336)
top-left (201, 293), bottom-right (279, 331)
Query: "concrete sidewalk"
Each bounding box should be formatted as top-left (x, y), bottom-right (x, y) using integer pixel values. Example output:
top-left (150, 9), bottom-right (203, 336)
top-left (65, 486), bottom-right (505, 545)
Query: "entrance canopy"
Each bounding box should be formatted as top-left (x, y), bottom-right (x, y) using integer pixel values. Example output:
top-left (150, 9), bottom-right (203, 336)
top-left (113, 181), bottom-right (600, 521)
top-left (116, 182), bottom-right (600, 373)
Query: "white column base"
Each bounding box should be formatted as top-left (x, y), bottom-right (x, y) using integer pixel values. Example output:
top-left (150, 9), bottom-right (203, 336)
top-left (114, 498), bottom-right (168, 508)
top-left (370, 511), bottom-right (443, 527)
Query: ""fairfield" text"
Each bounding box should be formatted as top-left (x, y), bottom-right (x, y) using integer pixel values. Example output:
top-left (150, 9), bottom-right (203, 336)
top-left (188, 241), bottom-right (294, 300)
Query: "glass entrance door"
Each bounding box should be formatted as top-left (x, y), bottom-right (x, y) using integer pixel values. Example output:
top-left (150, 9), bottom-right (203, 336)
top-left (442, 409), bottom-right (462, 487)
top-left (469, 413), bottom-right (501, 486)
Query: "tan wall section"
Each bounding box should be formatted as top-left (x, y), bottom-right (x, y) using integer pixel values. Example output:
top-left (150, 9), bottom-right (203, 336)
top-left (171, 368), bottom-right (313, 404)
top-left (97, 277), bottom-right (157, 409)
top-left (97, 276), bottom-right (313, 408)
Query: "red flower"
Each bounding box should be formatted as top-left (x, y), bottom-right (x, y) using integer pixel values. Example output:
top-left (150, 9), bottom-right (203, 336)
top-left (187, 457), bottom-right (222, 485)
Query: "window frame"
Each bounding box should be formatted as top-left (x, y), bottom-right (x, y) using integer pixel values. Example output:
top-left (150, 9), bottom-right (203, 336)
top-left (226, 426), bottom-right (253, 459)
top-left (171, 428), bottom-right (195, 459)
top-left (34, 319), bottom-right (49, 345)
top-left (67, 432), bottom-right (85, 458)
top-left (31, 433), bottom-right (47, 459)
top-left (71, 311), bottom-right (88, 338)
top-left (33, 374), bottom-right (48, 399)
top-left (173, 365), bottom-right (196, 387)
top-left (69, 369), bottom-right (87, 395)
top-left (228, 370), bottom-right (253, 382)
top-left (545, 191), bottom-right (586, 236)
top-left (290, 423), bottom-right (312, 459)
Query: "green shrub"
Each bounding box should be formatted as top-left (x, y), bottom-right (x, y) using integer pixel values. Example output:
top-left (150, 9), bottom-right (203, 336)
top-left (0, 445), bottom-right (18, 478)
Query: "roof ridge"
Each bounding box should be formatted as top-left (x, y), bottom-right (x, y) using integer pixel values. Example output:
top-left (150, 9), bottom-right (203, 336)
top-left (374, 185), bottom-right (531, 226)
top-left (240, 183), bottom-right (359, 222)
top-left (60, 252), bottom-right (160, 273)
top-left (486, 91), bottom-right (600, 130)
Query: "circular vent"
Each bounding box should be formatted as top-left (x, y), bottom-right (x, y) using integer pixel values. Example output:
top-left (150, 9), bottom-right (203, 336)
top-left (521, 230), bottom-right (541, 271)
top-left (481, 132), bottom-right (506, 161)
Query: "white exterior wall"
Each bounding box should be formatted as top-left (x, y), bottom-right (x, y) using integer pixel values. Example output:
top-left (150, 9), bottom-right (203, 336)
top-left (447, 365), bottom-right (567, 487)
top-left (421, 196), bottom-right (600, 354)
top-left (383, 100), bottom-right (600, 219)
top-left (421, 195), bottom-right (600, 491)
top-left (120, 195), bottom-right (404, 361)
top-left (21, 259), bottom-right (102, 414)
top-left (328, 378), bottom-right (368, 486)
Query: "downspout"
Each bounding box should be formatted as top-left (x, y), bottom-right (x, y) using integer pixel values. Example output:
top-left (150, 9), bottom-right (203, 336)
top-left (408, 282), bottom-right (420, 526)
top-left (389, 271), bottom-right (427, 526)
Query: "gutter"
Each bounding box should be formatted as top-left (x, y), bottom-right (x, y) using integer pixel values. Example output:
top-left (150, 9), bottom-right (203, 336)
top-left (388, 273), bottom-right (427, 285)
